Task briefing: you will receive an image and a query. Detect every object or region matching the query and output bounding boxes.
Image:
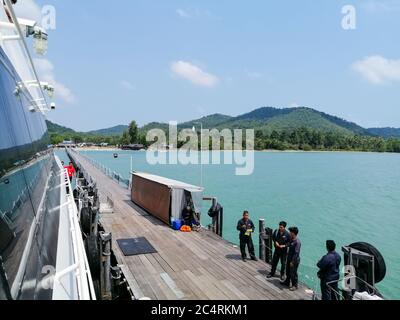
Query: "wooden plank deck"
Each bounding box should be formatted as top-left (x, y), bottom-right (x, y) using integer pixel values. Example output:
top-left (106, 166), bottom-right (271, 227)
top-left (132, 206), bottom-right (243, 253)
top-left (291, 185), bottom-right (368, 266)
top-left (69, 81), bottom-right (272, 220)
top-left (70, 151), bottom-right (313, 300)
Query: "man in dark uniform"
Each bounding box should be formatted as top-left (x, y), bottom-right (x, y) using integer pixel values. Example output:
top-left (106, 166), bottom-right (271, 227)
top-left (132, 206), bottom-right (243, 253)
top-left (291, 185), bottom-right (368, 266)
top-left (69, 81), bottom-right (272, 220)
top-left (281, 227), bottom-right (301, 291)
top-left (236, 211), bottom-right (257, 262)
top-left (317, 240), bottom-right (341, 300)
top-left (267, 221), bottom-right (290, 280)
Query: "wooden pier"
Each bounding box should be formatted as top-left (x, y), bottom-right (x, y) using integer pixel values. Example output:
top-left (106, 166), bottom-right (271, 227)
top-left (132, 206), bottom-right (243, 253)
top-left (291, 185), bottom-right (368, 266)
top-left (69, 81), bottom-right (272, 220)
top-left (69, 151), bottom-right (313, 300)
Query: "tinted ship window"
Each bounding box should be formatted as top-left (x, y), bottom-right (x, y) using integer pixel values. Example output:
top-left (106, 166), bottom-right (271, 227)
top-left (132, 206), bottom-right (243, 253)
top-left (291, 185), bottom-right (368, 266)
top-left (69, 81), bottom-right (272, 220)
top-left (0, 48), bottom-right (53, 299)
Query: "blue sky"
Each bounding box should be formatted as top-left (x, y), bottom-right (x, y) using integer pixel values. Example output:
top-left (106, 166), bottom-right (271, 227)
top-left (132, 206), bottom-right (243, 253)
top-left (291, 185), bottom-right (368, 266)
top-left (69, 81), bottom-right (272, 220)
top-left (19, 0), bottom-right (400, 131)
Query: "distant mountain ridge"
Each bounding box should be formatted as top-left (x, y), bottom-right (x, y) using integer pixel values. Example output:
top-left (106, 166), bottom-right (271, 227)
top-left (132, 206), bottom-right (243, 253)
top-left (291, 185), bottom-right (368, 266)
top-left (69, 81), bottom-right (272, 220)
top-left (367, 127), bottom-right (400, 138)
top-left (180, 114), bottom-right (233, 129)
top-left (87, 125), bottom-right (129, 136)
top-left (46, 120), bottom-right (128, 136)
top-left (46, 120), bottom-right (75, 135)
top-left (47, 107), bottom-right (400, 138)
top-left (142, 107), bottom-right (379, 136)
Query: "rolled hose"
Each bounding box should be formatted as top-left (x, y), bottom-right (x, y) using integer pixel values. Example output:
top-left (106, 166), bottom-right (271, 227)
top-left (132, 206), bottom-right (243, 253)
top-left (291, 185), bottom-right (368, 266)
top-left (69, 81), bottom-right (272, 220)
top-left (345, 242), bottom-right (386, 283)
top-left (208, 202), bottom-right (222, 218)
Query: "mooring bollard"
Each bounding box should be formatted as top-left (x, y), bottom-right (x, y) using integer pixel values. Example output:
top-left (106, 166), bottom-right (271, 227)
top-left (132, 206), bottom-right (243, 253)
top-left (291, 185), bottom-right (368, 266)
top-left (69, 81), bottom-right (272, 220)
top-left (218, 207), bottom-right (223, 237)
top-left (100, 231), bottom-right (112, 300)
top-left (265, 227), bottom-right (273, 263)
top-left (259, 219), bottom-right (266, 261)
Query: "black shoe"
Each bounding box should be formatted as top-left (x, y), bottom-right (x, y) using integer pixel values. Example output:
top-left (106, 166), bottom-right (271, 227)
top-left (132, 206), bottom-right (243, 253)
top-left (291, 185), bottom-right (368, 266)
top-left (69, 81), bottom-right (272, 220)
top-left (251, 256), bottom-right (258, 261)
top-left (266, 274), bottom-right (274, 279)
top-left (242, 257), bottom-right (247, 262)
top-left (280, 275), bottom-right (285, 281)
top-left (280, 281), bottom-right (290, 287)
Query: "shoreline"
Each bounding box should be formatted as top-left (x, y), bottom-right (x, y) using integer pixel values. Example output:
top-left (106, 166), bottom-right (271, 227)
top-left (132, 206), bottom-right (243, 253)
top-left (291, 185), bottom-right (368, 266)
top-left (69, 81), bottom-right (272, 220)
top-left (67, 147), bottom-right (398, 155)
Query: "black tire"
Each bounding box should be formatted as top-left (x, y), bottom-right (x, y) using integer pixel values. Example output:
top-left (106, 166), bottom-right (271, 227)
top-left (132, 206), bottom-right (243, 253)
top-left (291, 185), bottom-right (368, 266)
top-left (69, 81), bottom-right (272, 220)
top-left (81, 207), bottom-right (91, 235)
top-left (347, 242), bottom-right (386, 283)
top-left (92, 279), bottom-right (101, 300)
top-left (85, 234), bottom-right (101, 279)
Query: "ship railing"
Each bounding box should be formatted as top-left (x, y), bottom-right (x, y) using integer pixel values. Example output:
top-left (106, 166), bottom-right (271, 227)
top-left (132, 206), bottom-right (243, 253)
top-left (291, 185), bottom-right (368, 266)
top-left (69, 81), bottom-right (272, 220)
top-left (0, 1), bottom-right (49, 112)
top-left (67, 150), bottom-right (115, 215)
top-left (77, 150), bottom-right (130, 189)
top-left (55, 168), bottom-right (96, 300)
top-left (311, 275), bottom-right (381, 300)
top-left (0, 209), bottom-right (13, 228)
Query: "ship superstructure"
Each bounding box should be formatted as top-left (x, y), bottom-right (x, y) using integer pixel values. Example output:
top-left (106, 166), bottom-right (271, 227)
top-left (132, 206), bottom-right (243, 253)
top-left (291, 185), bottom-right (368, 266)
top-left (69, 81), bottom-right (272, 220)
top-left (0, 0), bottom-right (94, 300)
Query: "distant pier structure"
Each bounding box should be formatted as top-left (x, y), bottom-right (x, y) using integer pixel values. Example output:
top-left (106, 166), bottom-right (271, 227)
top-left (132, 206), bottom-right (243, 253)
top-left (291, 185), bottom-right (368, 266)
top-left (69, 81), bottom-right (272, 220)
top-left (67, 150), bottom-right (313, 300)
top-left (121, 144), bottom-right (144, 151)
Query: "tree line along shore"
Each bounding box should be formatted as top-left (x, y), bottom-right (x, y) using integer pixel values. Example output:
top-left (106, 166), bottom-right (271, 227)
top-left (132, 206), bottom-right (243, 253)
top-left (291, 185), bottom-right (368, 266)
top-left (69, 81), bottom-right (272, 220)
top-left (50, 121), bottom-right (400, 153)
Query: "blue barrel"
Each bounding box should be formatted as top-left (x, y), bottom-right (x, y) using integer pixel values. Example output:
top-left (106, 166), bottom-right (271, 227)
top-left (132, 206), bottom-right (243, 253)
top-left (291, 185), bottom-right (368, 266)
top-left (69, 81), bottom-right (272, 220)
top-left (172, 219), bottom-right (182, 231)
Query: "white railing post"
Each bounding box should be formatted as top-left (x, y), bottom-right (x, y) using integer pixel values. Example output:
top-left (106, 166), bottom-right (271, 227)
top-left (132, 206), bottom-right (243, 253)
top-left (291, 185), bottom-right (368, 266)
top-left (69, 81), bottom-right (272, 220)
top-left (63, 167), bottom-right (96, 300)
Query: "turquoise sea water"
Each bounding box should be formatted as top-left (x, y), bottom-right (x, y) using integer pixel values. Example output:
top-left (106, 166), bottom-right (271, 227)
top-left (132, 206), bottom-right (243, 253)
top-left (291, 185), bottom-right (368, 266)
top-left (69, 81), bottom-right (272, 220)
top-left (69, 150), bottom-right (400, 299)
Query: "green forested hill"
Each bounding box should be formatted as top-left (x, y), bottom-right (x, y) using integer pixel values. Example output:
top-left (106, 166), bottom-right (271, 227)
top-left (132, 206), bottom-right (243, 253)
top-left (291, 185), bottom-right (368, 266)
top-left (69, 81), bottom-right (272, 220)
top-left (46, 107), bottom-right (380, 137)
top-left (87, 125), bottom-right (128, 136)
top-left (180, 114), bottom-right (233, 129)
top-left (367, 127), bottom-right (400, 138)
top-left (246, 108), bottom-right (354, 135)
top-left (46, 120), bottom-right (75, 135)
top-left (46, 106), bottom-right (400, 152)
top-left (177, 107), bottom-right (368, 135)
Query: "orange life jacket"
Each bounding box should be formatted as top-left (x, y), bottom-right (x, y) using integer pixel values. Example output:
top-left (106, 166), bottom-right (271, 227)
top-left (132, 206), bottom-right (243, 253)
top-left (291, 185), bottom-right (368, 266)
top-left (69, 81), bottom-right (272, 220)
top-left (180, 225), bottom-right (192, 232)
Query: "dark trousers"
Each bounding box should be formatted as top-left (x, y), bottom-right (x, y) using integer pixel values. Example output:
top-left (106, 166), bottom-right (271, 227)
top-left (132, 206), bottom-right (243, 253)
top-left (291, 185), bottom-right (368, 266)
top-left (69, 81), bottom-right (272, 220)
top-left (270, 249), bottom-right (287, 276)
top-left (240, 235), bottom-right (256, 259)
top-left (284, 260), bottom-right (299, 287)
top-left (321, 279), bottom-right (339, 300)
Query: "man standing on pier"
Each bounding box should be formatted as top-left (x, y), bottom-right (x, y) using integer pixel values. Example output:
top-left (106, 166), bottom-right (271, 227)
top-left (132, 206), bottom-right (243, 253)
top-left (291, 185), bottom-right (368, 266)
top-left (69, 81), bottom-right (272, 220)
top-left (67, 161), bottom-right (76, 180)
top-left (317, 240), bottom-right (341, 300)
top-left (281, 227), bottom-right (301, 291)
top-left (237, 211), bottom-right (257, 262)
top-left (267, 221), bottom-right (290, 280)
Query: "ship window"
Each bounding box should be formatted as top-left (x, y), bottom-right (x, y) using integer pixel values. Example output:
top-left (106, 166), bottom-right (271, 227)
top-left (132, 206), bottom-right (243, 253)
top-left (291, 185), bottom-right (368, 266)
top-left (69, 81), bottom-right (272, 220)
top-left (0, 51), bottom-right (45, 294)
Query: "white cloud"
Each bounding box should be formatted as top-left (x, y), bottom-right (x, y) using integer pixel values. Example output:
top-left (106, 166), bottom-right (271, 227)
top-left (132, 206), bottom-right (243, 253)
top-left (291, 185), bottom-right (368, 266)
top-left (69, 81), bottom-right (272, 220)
top-left (352, 55), bottom-right (400, 85)
top-left (171, 61), bottom-right (219, 88)
top-left (34, 58), bottom-right (75, 103)
top-left (176, 8), bottom-right (191, 19)
top-left (14, 0), bottom-right (42, 22)
top-left (120, 80), bottom-right (135, 91)
top-left (289, 102), bottom-right (300, 108)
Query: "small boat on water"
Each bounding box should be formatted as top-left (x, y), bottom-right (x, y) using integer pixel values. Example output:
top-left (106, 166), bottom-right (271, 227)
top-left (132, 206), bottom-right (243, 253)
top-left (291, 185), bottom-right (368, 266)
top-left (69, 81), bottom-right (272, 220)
top-left (113, 153), bottom-right (119, 159)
